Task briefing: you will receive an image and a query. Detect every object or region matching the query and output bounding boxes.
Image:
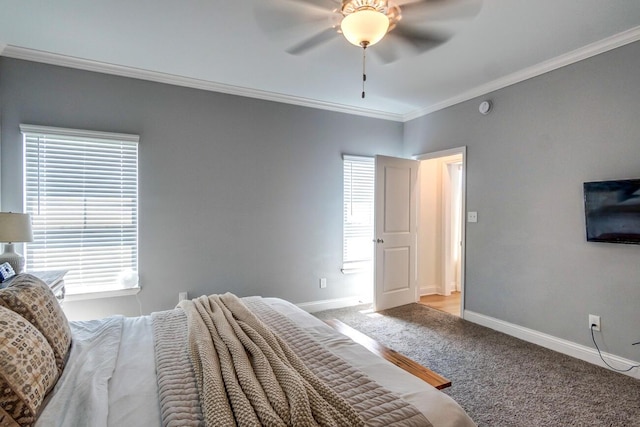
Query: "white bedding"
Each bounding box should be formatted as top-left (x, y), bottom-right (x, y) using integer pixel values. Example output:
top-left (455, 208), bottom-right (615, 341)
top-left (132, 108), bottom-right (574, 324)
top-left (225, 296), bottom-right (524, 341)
top-left (36, 316), bottom-right (124, 427)
top-left (39, 297), bottom-right (475, 427)
top-left (107, 315), bottom-right (161, 427)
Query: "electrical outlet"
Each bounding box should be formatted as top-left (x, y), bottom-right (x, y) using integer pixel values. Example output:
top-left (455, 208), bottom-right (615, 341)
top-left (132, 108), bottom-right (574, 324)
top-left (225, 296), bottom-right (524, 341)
top-left (589, 314), bottom-right (601, 332)
top-left (320, 278), bottom-right (327, 289)
top-left (178, 291), bottom-right (189, 302)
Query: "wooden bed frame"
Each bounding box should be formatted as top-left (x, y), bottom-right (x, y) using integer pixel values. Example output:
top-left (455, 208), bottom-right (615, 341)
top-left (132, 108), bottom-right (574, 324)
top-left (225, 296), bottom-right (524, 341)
top-left (324, 319), bottom-right (451, 390)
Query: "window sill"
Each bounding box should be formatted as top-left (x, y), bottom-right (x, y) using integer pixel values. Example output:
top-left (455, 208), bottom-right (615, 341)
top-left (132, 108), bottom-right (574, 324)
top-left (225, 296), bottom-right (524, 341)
top-left (341, 259), bottom-right (373, 275)
top-left (341, 267), bottom-right (369, 275)
top-left (65, 286), bottom-right (140, 302)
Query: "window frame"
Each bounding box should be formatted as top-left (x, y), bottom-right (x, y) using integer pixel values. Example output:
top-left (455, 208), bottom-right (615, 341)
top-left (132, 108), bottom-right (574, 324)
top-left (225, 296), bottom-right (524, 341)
top-left (342, 155), bottom-right (375, 274)
top-left (21, 124), bottom-right (140, 298)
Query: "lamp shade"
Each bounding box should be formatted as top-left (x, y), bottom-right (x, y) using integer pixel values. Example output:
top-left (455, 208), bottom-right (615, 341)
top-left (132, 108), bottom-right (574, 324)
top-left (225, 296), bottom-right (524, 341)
top-left (341, 9), bottom-right (390, 47)
top-left (0, 213), bottom-right (34, 243)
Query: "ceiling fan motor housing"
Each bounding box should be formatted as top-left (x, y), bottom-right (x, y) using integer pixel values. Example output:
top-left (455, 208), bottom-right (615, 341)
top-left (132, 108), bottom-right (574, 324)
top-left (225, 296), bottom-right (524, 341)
top-left (341, 0), bottom-right (388, 15)
top-left (341, 0), bottom-right (402, 33)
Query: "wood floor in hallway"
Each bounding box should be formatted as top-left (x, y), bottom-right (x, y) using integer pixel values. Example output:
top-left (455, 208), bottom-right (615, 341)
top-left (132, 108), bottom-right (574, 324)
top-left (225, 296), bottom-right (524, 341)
top-left (419, 292), bottom-right (461, 317)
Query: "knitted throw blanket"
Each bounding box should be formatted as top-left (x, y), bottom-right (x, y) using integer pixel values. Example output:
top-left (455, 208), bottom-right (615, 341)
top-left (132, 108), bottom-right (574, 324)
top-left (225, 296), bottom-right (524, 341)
top-left (152, 294), bottom-right (432, 427)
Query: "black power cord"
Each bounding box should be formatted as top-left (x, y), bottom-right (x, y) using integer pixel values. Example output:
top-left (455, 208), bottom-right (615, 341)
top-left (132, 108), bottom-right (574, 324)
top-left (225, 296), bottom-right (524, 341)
top-left (590, 324), bottom-right (640, 372)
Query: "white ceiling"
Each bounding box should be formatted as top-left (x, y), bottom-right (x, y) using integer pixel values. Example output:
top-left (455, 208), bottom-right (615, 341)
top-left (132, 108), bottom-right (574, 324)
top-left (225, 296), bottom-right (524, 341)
top-left (1, 0), bottom-right (640, 122)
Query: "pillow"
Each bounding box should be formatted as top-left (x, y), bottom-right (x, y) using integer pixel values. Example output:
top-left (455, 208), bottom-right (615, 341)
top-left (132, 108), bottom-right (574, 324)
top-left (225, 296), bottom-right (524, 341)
top-left (0, 274), bottom-right (72, 374)
top-left (0, 305), bottom-right (58, 427)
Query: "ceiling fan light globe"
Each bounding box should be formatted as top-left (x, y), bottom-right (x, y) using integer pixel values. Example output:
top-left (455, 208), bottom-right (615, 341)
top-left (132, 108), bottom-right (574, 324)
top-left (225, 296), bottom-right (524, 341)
top-left (340, 9), bottom-right (390, 47)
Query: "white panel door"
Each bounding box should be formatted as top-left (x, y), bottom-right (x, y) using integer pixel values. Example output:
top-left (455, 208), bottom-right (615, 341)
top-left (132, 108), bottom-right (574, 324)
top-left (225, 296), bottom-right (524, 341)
top-left (374, 155), bottom-right (419, 311)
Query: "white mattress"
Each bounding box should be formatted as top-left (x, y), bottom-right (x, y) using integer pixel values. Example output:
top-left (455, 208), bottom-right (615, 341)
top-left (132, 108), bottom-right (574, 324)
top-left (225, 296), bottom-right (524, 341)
top-left (39, 297), bottom-right (475, 427)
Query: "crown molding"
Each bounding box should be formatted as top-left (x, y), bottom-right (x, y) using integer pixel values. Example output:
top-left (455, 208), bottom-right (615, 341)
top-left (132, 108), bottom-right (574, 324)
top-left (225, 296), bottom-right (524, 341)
top-left (403, 25), bottom-right (640, 122)
top-left (3, 25), bottom-right (640, 124)
top-left (0, 45), bottom-right (404, 122)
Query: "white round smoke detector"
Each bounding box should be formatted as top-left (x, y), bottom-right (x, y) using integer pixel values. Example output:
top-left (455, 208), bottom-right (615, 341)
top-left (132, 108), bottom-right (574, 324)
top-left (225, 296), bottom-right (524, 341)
top-left (479, 100), bottom-right (492, 115)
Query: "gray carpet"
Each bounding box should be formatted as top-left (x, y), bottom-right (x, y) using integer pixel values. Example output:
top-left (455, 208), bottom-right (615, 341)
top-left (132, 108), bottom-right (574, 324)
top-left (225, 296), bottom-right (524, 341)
top-left (313, 303), bottom-right (640, 427)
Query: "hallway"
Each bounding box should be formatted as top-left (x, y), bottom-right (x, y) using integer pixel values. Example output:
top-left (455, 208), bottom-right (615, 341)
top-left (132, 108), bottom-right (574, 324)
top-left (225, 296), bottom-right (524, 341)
top-left (419, 292), bottom-right (461, 316)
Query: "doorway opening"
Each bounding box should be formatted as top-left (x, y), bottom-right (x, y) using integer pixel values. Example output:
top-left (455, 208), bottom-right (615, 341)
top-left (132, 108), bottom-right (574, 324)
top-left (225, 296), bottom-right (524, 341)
top-left (415, 148), bottom-right (466, 317)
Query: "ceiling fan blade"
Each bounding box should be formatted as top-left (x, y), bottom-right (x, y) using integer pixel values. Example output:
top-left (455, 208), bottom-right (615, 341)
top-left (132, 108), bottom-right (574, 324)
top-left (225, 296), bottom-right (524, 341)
top-left (254, 1), bottom-right (333, 35)
top-left (293, 0), bottom-right (340, 8)
top-left (286, 27), bottom-right (338, 55)
top-left (370, 36), bottom-right (402, 64)
top-left (399, 0), bottom-right (483, 22)
top-left (391, 25), bottom-right (452, 52)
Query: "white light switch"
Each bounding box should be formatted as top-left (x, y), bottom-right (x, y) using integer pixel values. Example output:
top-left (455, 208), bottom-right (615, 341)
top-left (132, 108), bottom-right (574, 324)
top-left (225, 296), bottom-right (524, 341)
top-left (467, 212), bottom-right (478, 223)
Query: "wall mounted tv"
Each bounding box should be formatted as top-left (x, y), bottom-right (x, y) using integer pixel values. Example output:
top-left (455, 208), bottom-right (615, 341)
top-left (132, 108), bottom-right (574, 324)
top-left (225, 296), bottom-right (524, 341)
top-left (584, 179), bottom-right (640, 244)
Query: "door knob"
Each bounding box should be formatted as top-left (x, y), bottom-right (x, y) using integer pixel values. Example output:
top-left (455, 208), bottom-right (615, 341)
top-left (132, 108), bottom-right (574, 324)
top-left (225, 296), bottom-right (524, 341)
top-left (375, 238), bottom-right (384, 244)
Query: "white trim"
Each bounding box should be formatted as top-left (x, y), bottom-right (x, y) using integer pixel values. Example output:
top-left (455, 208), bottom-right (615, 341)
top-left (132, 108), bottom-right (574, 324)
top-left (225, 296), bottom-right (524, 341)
top-left (403, 25), bottom-right (640, 121)
top-left (65, 286), bottom-right (141, 302)
top-left (296, 295), bottom-right (370, 313)
top-left (464, 310), bottom-right (640, 380)
top-left (0, 43), bottom-right (6, 56)
top-left (340, 267), bottom-right (369, 275)
top-left (420, 285), bottom-right (438, 295)
top-left (413, 146), bottom-right (467, 161)
top-left (20, 124), bottom-right (139, 143)
top-left (1, 45), bottom-right (403, 123)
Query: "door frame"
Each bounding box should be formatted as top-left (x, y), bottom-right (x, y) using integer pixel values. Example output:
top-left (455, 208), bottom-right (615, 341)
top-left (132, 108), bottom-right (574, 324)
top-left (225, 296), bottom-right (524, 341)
top-left (414, 146), bottom-right (467, 319)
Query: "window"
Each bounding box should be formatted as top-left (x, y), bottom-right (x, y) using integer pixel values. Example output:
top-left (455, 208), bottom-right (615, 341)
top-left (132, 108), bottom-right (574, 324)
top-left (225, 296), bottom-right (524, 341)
top-left (21, 125), bottom-right (139, 295)
top-left (343, 155), bottom-right (374, 273)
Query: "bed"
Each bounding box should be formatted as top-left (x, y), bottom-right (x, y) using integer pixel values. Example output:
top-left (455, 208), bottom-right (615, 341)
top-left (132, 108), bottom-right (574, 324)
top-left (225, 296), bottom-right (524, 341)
top-left (0, 274), bottom-right (475, 427)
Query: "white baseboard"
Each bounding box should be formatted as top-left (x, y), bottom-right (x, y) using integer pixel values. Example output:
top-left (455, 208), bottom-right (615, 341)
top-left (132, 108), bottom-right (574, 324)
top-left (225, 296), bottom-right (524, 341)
top-left (464, 310), bottom-right (640, 380)
top-left (296, 296), bottom-right (371, 313)
top-left (446, 282), bottom-right (459, 294)
top-left (420, 285), bottom-right (437, 295)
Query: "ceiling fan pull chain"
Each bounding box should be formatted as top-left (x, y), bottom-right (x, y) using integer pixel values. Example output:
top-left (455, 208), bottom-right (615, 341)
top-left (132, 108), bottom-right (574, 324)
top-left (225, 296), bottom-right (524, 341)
top-left (362, 44), bottom-right (367, 99)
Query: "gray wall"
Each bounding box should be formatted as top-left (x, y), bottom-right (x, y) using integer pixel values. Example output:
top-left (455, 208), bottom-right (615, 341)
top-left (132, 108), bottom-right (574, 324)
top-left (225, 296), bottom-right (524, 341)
top-left (404, 41), bottom-right (640, 361)
top-left (3, 40), bottom-right (640, 361)
top-left (0, 58), bottom-right (403, 319)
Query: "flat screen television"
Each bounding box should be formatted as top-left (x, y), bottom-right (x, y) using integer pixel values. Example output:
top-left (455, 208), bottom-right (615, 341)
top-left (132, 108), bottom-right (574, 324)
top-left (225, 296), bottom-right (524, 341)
top-left (583, 179), bottom-right (640, 244)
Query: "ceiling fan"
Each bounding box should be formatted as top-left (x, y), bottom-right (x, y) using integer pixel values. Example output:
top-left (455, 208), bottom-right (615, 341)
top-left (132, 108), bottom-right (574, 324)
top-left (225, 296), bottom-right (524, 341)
top-left (257, 0), bottom-right (483, 97)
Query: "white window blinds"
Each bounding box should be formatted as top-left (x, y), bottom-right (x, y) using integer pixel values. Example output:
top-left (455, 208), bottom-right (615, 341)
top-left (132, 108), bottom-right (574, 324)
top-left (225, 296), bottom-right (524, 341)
top-left (343, 155), bottom-right (374, 272)
top-left (21, 125), bottom-right (139, 293)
